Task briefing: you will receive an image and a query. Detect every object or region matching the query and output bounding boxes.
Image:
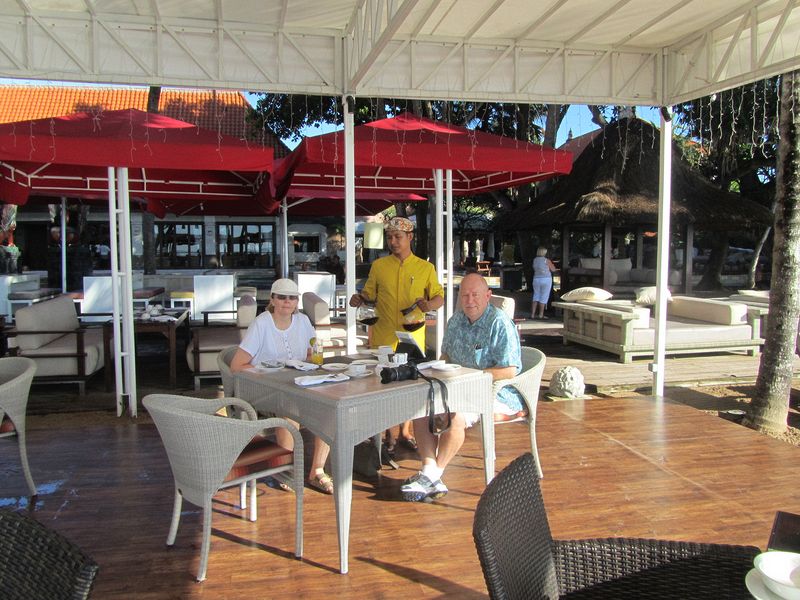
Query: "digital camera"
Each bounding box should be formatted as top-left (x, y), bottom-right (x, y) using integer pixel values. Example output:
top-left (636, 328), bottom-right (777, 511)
top-left (380, 364), bottom-right (419, 384)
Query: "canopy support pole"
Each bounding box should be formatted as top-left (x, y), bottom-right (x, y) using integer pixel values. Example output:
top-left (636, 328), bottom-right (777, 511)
top-left (343, 96), bottom-right (357, 356)
top-left (117, 167), bottom-right (137, 416)
top-left (107, 168), bottom-right (124, 416)
top-left (651, 107), bottom-right (673, 397)
top-left (445, 169), bottom-right (454, 323)
top-left (433, 168), bottom-right (444, 358)
top-left (280, 198), bottom-right (289, 278)
top-left (60, 197), bottom-right (67, 293)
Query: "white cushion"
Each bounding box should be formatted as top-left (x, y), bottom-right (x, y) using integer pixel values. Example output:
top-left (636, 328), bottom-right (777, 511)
top-left (609, 258), bottom-right (632, 274)
top-left (489, 294), bottom-right (515, 320)
top-left (561, 287), bottom-right (613, 302)
top-left (668, 296), bottom-right (747, 325)
top-left (579, 257), bottom-right (601, 270)
top-left (736, 289), bottom-right (769, 299)
top-left (302, 292), bottom-right (330, 326)
top-left (19, 328), bottom-right (104, 376)
top-left (186, 328), bottom-right (243, 373)
top-left (635, 286), bottom-right (672, 306)
top-left (15, 296), bottom-right (80, 351)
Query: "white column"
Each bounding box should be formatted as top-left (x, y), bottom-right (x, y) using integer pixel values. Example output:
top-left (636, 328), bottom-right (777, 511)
top-left (60, 197), bottom-right (67, 293)
top-left (433, 169), bottom-right (444, 357)
top-left (107, 169), bottom-right (124, 416)
top-left (280, 198), bottom-right (289, 278)
top-left (445, 170), bottom-right (454, 323)
top-left (117, 167), bottom-right (137, 416)
top-left (652, 108), bottom-right (672, 396)
top-left (343, 96), bottom-right (357, 355)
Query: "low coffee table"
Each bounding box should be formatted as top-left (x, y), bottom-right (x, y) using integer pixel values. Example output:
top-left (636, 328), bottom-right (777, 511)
top-left (103, 308), bottom-right (189, 389)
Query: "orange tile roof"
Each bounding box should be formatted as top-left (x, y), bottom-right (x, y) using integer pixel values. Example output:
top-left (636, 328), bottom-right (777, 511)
top-left (0, 85), bottom-right (289, 157)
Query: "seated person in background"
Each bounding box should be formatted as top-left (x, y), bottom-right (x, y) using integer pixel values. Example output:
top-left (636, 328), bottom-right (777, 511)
top-left (400, 273), bottom-right (524, 502)
top-left (230, 278), bottom-right (334, 495)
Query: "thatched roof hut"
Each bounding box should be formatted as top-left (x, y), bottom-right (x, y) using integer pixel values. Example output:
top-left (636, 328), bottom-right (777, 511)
top-left (497, 118), bottom-right (772, 231)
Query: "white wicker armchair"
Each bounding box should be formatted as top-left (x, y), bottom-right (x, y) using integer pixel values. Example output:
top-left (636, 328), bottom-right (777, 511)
top-left (216, 345), bottom-right (238, 398)
top-left (0, 356), bottom-right (37, 496)
top-left (143, 393), bottom-right (304, 582)
top-left (491, 347), bottom-right (546, 478)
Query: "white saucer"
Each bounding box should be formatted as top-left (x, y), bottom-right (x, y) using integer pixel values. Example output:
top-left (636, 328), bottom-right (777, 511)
top-left (432, 363), bottom-right (461, 371)
top-left (321, 363), bottom-right (349, 372)
top-left (350, 358), bottom-right (378, 365)
top-left (747, 569), bottom-right (784, 600)
top-left (346, 370), bottom-right (372, 378)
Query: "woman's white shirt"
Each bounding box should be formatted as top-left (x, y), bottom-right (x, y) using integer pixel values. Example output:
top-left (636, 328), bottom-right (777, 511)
top-left (239, 311), bottom-right (315, 364)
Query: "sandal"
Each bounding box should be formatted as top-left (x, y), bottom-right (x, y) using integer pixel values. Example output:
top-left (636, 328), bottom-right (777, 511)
top-left (307, 472), bottom-right (334, 495)
top-left (399, 436), bottom-right (418, 451)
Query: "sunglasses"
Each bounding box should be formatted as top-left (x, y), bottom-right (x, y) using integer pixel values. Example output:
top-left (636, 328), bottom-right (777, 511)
top-left (273, 294), bottom-right (298, 301)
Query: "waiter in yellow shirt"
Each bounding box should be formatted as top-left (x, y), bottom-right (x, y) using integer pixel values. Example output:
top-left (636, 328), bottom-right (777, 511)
top-left (350, 216), bottom-right (445, 451)
top-left (350, 216), bottom-right (444, 352)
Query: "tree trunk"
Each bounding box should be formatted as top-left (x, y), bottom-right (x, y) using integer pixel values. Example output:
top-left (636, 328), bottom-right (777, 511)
top-left (696, 233), bottom-right (727, 290)
top-left (143, 86), bottom-right (162, 275)
top-left (745, 71), bottom-right (800, 434)
top-left (746, 223), bottom-right (772, 289)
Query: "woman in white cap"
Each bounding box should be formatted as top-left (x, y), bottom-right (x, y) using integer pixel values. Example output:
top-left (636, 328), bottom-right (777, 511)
top-left (231, 278), bottom-right (334, 494)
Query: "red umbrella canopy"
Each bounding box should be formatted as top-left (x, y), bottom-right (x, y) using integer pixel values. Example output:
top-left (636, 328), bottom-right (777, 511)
top-left (275, 186), bottom-right (425, 217)
top-left (272, 112), bottom-right (572, 200)
top-left (0, 108), bottom-right (274, 212)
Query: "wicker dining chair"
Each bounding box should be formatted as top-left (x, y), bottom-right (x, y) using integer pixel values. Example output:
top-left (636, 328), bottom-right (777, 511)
top-left (216, 345), bottom-right (239, 398)
top-left (473, 452), bottom-right (759, 599)
top-left (143, 393), bottom-right (304, 582)
top-left (492, 347), bottom-right (546, 477)
top-left (0, 509), bottom-right (98, 600)
top-left (0, 357), bottom-right (38, 496)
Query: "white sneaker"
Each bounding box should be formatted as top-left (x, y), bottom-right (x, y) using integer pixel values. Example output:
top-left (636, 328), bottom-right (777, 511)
top-left (400, 472), bottom-right (448, 502)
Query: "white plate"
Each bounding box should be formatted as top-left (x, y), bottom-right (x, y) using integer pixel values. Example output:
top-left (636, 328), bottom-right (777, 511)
top-left (321, 363), bottom-right (349, 372)
top-left (747, 569), bottom-right (785, 600)
top-left (350, 358), bottom-right (378, 366)
top-left (432, 363), bottom-right (461, 371)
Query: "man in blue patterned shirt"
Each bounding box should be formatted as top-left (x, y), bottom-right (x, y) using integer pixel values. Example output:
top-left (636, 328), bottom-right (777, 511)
top-left (400, 272), bottom-right (524, 502)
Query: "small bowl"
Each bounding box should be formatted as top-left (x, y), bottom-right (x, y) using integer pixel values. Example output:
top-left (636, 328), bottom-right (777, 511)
top-left (754, 551), bottom-right (800, 600)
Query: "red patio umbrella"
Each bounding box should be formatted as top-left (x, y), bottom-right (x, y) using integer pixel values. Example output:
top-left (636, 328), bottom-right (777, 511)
top-left (0, 108), bottom-right (274, 212)
top-left (271, 112), bottom-right (572, 199)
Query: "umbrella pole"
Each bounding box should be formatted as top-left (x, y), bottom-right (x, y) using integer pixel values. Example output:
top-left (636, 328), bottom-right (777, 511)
top-left (652, 107), bottom-right (673, 397)
top-left (344, 95), bottom-right (357, 357)
top-left (60, 197), bottom-right (67, 293)
top-left (107, 168), bottom-right (124, 417)
top-left (445, 169), bottom-right (454, 323)
top-left (434, 168), bottom-right (444, 358)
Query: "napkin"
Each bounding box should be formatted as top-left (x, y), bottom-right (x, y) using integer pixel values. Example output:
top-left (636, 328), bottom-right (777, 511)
top-left (285, 359), bottom-right (319, 371)
top-left (152, 315), bottom-right (178, 322)
top-left (294, 373), bottom-right (350, 386)
top-left (417, 359), bottom-right (445, 370)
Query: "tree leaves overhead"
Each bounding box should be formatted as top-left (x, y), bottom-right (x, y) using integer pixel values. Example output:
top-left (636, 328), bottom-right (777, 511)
top-left (248, 94), bottom-right (547, 144)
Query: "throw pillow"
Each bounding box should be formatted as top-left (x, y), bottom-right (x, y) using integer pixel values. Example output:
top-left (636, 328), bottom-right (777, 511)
top-left (635, 286), bottom-right (671, 306)
top-left (560, 286), bottom-right (613, 302)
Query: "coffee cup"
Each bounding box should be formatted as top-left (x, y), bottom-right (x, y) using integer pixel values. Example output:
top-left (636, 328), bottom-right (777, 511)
top-left (348, 363), bottom-right (367, 376)
top-left (392, 353), bottom-right (408, 365)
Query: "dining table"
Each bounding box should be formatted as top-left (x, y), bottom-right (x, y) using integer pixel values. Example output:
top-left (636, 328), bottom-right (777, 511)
top-left (233, 358), bottom-right (494, 574)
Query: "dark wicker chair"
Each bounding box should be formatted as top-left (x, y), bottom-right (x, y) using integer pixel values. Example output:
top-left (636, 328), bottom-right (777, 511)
top-left (473, 453), bottom-right (759, 599)
top-left (0, 509), bottom-right (98, 599)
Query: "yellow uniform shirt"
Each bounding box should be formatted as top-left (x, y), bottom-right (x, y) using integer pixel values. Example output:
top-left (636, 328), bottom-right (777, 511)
top-left (361, 253), bottom-right (444, 350)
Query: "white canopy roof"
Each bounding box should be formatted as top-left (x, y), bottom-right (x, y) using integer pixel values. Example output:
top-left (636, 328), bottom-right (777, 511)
top-left (1, 0), bottom-right (798, 105)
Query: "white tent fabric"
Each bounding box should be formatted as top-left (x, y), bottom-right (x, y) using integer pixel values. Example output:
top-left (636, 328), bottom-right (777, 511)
top-left (2, 0), bottom-right (795, 402)
top-left (0, 1), bottom-right (797, 105)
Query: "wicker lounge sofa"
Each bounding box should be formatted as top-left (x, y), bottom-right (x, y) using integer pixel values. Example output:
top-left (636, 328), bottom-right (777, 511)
top-left (553, 295), bottom-right (767, 363)
top-left (7, 295), bottom-right (105, 394)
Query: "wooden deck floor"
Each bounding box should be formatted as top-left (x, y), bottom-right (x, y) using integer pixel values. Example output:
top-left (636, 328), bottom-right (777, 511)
top-left (2, 396), bottom-right (799, 598)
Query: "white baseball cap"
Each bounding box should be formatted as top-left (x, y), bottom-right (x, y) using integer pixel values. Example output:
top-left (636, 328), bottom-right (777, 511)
top-left (270, 278), bottom-right (299, 297)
